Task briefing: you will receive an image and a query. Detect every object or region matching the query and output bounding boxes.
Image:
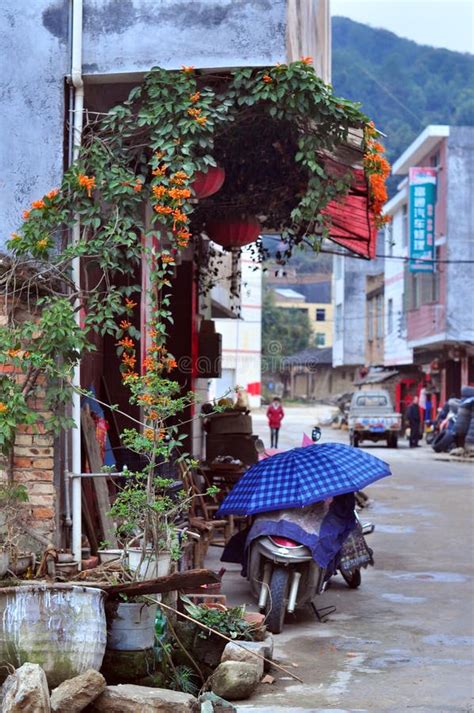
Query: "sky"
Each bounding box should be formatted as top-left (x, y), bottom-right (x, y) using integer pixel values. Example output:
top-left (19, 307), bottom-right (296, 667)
top-left (331, 0), bottom-right (474, 54)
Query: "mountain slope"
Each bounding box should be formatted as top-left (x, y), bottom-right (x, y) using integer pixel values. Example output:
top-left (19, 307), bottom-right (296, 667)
top-left (332, 16), bottom-right (474, 171)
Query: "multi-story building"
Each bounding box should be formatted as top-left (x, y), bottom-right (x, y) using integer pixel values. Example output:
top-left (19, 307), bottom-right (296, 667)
top-left (384, 125), bottom-right (474, 406)
top-left (331, 236), bottom-right (385, 391)
top-left (271, 283), bottom-right (333, 349)
top-left (211, 247), bottom-right (262, 408)
top-left (365, 273), bottom-right (384, 366)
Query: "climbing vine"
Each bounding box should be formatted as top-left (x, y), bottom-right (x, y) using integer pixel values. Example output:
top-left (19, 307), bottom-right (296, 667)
top-left (0, 60), bottom-right (389, 489)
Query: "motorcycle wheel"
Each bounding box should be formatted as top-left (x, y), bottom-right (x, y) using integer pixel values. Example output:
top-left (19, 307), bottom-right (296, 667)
top-left (266, 567), bottom-right (290, 634)
top-left (340, 567), bottom-right (362, 589)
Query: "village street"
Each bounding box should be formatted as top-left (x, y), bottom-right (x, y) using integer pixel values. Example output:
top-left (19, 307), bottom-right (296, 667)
top-left (209, 406), bottom-right (474, 713)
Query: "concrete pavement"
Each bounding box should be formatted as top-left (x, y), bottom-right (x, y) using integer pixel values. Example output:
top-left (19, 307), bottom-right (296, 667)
top-left (207, 406), bottom-right (474, 712)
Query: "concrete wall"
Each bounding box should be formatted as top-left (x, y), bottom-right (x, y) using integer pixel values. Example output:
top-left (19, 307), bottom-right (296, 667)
top-left (0, 0), bottom-right (69, 251)
top-left (332, 241), bottom-right (384, 368)
top-left (446, 126), bottom-right (474, 343)
top-left (212, 247), bottom-right (262, 408)
top-left (81, 0), bottom-right (287, 78)
top-left (384, 193), bottom-right (414, 366)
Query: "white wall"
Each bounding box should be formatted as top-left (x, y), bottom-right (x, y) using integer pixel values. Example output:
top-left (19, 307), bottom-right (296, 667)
top-left (384, 191), bottom-right (413, 366)
top-left (213, 247), bottom-right (262, 408)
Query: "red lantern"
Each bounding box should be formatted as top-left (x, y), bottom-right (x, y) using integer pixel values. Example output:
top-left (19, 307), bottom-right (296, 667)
top-left (192, 166), bottom-right (225, 199)
top-left (205, 216), bottom-right (261, 249)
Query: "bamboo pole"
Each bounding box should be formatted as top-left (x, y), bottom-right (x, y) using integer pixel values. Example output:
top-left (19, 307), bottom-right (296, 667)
top-left (152, 598), bottom-right (304, 684)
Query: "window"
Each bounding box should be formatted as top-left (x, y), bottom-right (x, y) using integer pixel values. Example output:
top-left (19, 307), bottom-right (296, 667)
top-left (316, 308), bottom-right (326, 322)
top-left (335, 303), bottom-right (343, 336)
top-left (406, 266), bottom-right (421, 310)
top-left (402, 203), bottom-right (408, 248)
top-left (376, 294), bottom-right (383, 339)
top-left (315, 332), bottom-right (326, 346)
top-left (399, 293), bottom-right (407, 334)
top-left (367, 299), bottom-right (374, 341)
top-left (386, 222), bottom-right (393, 256)
top-left (387, 298), bottom-right (393, 334)
top-left (356, 395), bottom-right (388, 408)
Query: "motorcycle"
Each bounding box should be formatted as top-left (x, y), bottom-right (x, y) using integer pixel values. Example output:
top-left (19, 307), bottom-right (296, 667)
top-left (232, 428), bottom-right (375, 634)
top-left (246, 503), bottom-right (374, 634)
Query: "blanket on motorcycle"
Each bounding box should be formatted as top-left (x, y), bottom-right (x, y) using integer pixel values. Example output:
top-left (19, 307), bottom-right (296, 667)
top-left (222, 493), bottom-right (356, 571)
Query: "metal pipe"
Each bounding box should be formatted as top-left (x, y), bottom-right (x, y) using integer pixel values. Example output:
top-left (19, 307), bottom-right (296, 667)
top-left (287, 570), bottom-right (302, 613)
top-left (258, 561), bottom-right (272, 610)
top-left (68, 471), bottom-right (125, 478)
top-left (70, 0), bottom-right (84, 567)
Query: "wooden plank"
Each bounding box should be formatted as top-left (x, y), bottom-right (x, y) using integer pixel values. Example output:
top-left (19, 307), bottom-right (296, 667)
top-left (101, 568), bottom-right (220, 599)
top-left (81, 405), bottom-right (118, 546)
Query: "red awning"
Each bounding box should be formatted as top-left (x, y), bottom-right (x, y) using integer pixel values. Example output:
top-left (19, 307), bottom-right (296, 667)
top-left (321, 156), bottom-right (377, 260)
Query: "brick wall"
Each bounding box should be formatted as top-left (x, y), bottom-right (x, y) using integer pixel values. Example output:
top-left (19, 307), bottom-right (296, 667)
top-left (0, 300), bottom-right (57, 546)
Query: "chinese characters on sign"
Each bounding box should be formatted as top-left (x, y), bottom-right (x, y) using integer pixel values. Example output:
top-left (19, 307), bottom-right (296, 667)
top-left (409, 167), bottom-right (437, 273)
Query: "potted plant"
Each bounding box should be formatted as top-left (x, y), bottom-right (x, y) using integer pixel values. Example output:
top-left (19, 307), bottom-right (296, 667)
top-left (109, 469), bottom-right (202, 580)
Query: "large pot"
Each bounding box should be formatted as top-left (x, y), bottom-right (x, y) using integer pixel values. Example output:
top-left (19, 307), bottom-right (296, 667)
top-left (0, 550), bottom-right (9, 577)
top-left (107, 601), bottom-right (158, 651)
top-left (127, 548), bottom-right (171, 580)
top-left (0, 584), bottom-right (107, 687)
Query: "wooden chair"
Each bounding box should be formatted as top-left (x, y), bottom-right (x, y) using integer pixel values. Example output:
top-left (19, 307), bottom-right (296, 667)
top-left (178, 462), bottom-right (232, 567)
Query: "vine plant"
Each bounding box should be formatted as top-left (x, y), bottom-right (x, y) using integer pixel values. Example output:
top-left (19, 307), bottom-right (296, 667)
top-left (0, 60), bottom-right (389, 553)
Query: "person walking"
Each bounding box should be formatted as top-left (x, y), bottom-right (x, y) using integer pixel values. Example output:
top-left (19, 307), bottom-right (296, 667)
top-left (407, 395), bottom-right (421, 448)
top-left (267, 397), bottom-right (285, 448)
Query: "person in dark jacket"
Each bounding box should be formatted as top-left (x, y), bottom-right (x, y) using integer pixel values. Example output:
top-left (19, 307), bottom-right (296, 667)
top-left (266, 397), bottom-right (285, 448)
top-left (407, 395), bottom-right (421, 447)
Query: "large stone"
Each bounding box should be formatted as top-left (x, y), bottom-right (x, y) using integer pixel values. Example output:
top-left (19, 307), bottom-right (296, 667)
top-left (1, 662), bottom-right (51, 713)
top-left (220, 641), bottom-right (265, 678)
top-left (209, 661), bottom-right (260, 701)
top-left (198, 691), bottom-right (237, 712)
top-left (89, 684), bottom-right (199, 712)
top-left (50, 669), bottom-right (106, 712)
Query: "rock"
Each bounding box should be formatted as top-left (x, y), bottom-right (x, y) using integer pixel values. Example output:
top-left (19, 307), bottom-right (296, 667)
top-left (1, 662), bottom-right (51, 713)
top-left (198, 692), bottom-right (236, 712)
top-left (50, 669), bottom-right (106, 712)
top-left (209, 661), bottom-right (260, 701)
top-left (100, 647), bottom-right (157, 684)
top-left (220, 641), bottom-right (265, 678)
top-left (262, 634), bottom-right (274, 669)
top-left (89, 684), bottom-right (199, 712)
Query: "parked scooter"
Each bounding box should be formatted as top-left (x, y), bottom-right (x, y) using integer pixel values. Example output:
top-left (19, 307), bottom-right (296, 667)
top-left (246, 428), bottom-right (374, 634)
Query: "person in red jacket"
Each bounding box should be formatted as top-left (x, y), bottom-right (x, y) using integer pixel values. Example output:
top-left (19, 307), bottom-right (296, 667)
top-left (267, 397), bottom-right (285, 448)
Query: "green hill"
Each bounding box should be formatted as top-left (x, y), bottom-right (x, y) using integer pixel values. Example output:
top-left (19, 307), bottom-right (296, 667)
top-left (332, 16), bottom-right (474, 177)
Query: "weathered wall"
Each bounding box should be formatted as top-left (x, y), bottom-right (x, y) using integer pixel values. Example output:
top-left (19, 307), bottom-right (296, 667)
top-left (81, 0), bottom-right (287, 78)
top-left (286, 0), bottom-right (330, 82)
top-left (446, 126), bottom-right (474, 342)
top-left (332, 235), bottom-right (385, 368)
top-left (0, 0), bottom-right (69, 252)
top-left (0, 298), bottom-right (57, 545)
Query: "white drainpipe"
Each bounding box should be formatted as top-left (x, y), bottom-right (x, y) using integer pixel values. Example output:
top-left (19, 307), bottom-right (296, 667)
top-left (70, 0), bottom-right (84, 566)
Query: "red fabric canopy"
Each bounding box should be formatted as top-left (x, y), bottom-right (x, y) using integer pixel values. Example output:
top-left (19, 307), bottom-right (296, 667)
top-left (321, 158), bottom-right (377, 259)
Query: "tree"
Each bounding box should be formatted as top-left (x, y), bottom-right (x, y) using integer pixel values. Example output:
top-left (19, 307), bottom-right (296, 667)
top-left (262, 290), bottom-right (312, 359)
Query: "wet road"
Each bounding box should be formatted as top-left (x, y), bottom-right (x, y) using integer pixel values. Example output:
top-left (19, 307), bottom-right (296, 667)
top-left (209, 407), bottom-right (474, 713)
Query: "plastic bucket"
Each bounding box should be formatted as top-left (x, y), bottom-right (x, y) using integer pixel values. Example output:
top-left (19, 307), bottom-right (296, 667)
top-left (127, 549), bottom-right (171, 580)
top-left (107, 601), bottom-right (158, 651)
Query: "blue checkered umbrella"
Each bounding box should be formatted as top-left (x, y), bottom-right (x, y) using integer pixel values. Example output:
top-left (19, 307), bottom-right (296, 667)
top-left (217, 443), bottom-right (391, 516)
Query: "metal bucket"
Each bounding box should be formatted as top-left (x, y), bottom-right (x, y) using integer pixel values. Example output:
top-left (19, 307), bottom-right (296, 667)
top-left (0, 583), bottom-right (107, 687)
top-left (107, 601), bottom-right (158, 651)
